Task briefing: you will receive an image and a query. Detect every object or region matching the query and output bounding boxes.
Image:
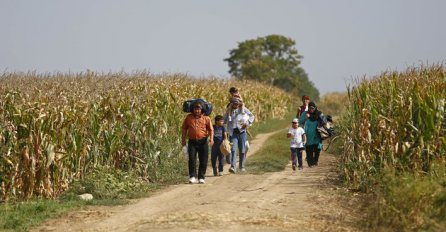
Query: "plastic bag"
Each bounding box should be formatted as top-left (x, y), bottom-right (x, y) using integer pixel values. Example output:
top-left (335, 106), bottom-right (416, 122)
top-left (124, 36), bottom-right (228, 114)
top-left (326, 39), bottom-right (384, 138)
top-left (182, 145), bottom-right (188, 160)
top-left (220, 139), bottom-right (231, 157)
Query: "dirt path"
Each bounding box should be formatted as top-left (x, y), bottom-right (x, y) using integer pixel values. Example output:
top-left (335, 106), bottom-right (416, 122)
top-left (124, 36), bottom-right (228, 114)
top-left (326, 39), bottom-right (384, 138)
top-left (33, 131), bottom-right (361, 232)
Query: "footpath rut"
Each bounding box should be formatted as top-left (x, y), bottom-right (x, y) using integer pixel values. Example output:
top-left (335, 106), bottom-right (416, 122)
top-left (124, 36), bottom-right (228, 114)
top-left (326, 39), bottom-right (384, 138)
top-left (33, 130), bottom-right (361, 232)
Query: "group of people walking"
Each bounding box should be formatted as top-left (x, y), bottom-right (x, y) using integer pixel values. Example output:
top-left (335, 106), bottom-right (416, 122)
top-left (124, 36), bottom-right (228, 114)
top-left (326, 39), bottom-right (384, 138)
top-left (287, 95), bottom-right (329, 171)
top-left (181, 87), bottom-right (254, 184)
top-left (181, 88), bottom-right (328, 184)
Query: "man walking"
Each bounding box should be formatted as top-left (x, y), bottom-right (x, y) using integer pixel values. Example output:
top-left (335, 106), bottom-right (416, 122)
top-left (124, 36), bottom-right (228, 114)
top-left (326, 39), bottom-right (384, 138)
top-left (224, 97), bottom-right (254, 173)
top-left (182, 101), bottom-right (214, 184)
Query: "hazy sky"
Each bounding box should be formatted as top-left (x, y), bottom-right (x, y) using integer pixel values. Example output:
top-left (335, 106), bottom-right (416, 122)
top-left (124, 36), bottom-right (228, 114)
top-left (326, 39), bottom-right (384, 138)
top-left (1, 0), bottom-right (445, 94)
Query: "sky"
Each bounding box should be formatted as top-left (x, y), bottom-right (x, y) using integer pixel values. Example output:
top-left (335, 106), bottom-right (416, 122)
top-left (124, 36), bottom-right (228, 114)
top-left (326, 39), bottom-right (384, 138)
top-left (1, 0), bottom-right (445, 95)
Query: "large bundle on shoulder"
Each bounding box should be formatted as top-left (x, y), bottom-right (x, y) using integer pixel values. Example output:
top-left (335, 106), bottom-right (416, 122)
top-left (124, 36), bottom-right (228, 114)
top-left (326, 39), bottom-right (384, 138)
top-left (182, 98), bottom-right (213, 116)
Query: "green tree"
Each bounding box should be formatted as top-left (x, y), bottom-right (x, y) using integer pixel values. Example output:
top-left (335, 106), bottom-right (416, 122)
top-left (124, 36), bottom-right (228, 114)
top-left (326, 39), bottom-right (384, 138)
top-left (224, 34), bottom-right (319, 100)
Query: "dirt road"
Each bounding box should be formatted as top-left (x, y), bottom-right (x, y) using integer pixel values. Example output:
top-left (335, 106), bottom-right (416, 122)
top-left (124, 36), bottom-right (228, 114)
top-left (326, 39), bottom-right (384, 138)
top-left (33, 131), bottom-right (361, 232)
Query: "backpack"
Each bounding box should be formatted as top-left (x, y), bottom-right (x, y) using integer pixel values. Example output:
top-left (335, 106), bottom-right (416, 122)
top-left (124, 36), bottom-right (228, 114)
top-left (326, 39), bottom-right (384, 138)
top-left (182, 98), bottom-right (213, 116)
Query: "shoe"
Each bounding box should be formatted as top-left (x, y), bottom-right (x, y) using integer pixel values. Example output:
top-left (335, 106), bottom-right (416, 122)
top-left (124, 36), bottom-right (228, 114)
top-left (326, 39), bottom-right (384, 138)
top-left (229, 167), bottom-right (235, 173)
top-left (189, 177), bottom-right (196, 184)
top-left (240, 168), bottom-right (246, 172)
top-left (292, 165), bottom-right (296, 171)
top-left (218, 172), bottom-right (223, 176)
top-left (298, 166), bottom-right (303, 170)
top-left (198, 179), bottom-right (205, 184)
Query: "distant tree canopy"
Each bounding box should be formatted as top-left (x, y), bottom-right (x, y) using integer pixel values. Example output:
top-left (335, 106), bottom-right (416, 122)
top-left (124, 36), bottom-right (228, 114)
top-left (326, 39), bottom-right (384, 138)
top-left (224, 34), bottom-right (319, 101)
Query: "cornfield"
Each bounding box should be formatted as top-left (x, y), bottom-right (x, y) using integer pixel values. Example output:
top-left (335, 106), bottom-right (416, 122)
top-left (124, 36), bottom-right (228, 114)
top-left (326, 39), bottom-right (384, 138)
top-left (339, 65), bottom-right (446, 190)
top-left (0, 72), bottom-right (292, 201)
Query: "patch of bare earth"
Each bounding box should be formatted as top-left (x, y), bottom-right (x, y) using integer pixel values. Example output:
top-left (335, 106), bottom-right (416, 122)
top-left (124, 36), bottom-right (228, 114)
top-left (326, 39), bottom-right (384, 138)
top-left (33, 131), bottom-right (363, 232)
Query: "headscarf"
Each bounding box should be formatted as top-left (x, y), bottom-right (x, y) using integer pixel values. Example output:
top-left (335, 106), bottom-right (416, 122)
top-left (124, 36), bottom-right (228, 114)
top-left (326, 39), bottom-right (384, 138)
top-left (308, 101), bottom-right (321, 121)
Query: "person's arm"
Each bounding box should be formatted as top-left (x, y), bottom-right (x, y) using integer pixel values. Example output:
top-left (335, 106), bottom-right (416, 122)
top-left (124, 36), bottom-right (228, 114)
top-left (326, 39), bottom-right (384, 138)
top-left (299, 111), bottom-right (307, 125)
top-left (224, 108), bottom-right (231, 123)
top-left (302, 133), bottom-right (307, 145)
top-left (207, 118), bottom-right (214, 145)
top-left (181, 117), bottom-right (188, 146)
top-left (242, 108), bottom-right (255, 129)
top-left (287, 128), bottom-right (292, 138)
top-left (181, 128), bottom-right (187, 146)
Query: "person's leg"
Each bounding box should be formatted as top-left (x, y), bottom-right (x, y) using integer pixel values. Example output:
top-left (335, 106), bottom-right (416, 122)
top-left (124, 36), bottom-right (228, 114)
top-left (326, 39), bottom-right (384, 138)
top-left (305, 145), bottom-right (313, 167)
top-left (309, 144), bottom-right (318, 166)
top-left (197, 139), bottom-right (209, 180)
top-left (211, 145), bottom-right (218, 176)
top-left (230, 134), bottom-right (238, 172)
top-left (238, 132), bottom-right (247, 170)
top-left (297, 148), bottom-right (303, 168)
top-left (290, 148), bottom-right (297, 170)
top-left (188, 141), bottom-right (197, 178)
top-left (314, 146), bottom-right (321, 166)
top-left (217, 148), bottom-right (224, 173)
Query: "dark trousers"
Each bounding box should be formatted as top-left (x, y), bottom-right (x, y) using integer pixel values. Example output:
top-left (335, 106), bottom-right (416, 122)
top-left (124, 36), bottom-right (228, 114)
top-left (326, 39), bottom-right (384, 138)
top-left (211, 143), bottom-right (224, 173)
top-left (290, 147), bottom-right (304, 167)
top-left (305, 144), bottom-right (320, 166)
top-left (188, 138), bottom-right (208, 179)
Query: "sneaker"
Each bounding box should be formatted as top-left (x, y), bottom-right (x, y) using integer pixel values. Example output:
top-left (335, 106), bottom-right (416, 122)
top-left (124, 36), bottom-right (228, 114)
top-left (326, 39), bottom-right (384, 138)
top-left (229, 167), bottom-right (235, 173)
top-left (218, 172), bottom-right (223, 176)
top-left (189, 177), bottom-right (196, 184)
top-left (298, 166), bottom-right (303, 170)
top-left (213, 168), bottom-right (218, 176)
top-left (292, 165), bottom-right (296, 171)
top-left (198, 179), bottom-right (205, 184)
top-left (240, 168), bottom-right (246, 172)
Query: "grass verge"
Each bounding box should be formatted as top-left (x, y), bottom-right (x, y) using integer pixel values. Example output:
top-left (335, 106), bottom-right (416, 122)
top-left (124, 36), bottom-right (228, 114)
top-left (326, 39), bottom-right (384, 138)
top-left (245, 110), bottom-right (304, 174)
top-left (246, 128), bottom-right (290, 174)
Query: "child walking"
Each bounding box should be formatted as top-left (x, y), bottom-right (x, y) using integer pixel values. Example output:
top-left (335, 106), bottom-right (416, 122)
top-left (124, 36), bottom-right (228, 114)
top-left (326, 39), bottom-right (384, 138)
top-left (211, 115), bottom-right (227, 176)
top-left (287, 118), bottom-right (307, 170)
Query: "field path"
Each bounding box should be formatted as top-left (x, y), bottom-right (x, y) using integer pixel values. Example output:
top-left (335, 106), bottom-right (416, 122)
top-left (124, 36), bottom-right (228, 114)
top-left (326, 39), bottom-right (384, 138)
top-left (33, 130), bottom-right (361, 232)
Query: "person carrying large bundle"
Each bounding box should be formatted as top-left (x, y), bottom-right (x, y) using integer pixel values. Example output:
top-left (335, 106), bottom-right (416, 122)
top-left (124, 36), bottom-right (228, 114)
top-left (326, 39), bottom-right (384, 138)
top-left (181, 101), bottom-right (214, 184)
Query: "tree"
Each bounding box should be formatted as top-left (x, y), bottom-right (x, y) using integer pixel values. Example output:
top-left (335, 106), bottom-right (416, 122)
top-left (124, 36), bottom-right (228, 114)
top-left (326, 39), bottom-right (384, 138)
top-left (224, 34), bottom-right (319, 100)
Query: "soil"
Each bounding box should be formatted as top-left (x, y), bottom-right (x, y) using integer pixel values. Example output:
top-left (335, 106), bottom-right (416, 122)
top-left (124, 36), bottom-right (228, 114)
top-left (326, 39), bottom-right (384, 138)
top-left (33, 130), bottom-right (364, 232)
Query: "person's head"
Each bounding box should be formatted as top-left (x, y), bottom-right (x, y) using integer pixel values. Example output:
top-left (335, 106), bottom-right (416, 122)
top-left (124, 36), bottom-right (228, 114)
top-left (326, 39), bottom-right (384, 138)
top-left (291, 118), bottom-right (299, 128)
top-left (229, 87), bottom-right (238, 95)
top-left (215, 115), bottom-right (224, 126)
top-left (192, 102), bottom-right (203, 116)
top-left (302, 95), bottom-right (310, 105)
top-left (308, 101), bottom-right (317, 113)
top-left (230, 97), bottom-right (241, 108)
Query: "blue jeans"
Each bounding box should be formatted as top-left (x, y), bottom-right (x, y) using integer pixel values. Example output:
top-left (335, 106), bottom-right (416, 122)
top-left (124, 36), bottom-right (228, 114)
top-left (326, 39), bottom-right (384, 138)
top-left (230, 131), bottom-right (247, 169)
top-left (290, 147), bottom-right (304, 167)
top-left (211, 143), bottom-right (224, 173)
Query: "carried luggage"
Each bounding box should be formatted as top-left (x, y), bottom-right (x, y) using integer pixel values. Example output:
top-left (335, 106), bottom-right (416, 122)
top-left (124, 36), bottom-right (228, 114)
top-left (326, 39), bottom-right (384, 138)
top-left (220, 138), bottom-right (231, 157)
top-left (182, 98), bottom-right (213, 116)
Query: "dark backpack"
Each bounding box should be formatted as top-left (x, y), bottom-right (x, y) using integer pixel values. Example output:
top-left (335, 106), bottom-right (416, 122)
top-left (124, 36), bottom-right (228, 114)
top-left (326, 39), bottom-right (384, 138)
top-left (183, 98), bottom-right (213, 116)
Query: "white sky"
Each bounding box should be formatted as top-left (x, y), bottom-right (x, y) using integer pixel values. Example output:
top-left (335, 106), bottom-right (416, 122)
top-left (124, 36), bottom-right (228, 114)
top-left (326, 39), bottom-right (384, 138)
top-left (1, 0), bottom-right (445, 94)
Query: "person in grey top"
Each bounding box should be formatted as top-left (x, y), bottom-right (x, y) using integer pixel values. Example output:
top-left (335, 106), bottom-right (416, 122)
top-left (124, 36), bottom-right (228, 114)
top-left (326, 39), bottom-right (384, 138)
top-left (224, 97), bottom-right (255, 173)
